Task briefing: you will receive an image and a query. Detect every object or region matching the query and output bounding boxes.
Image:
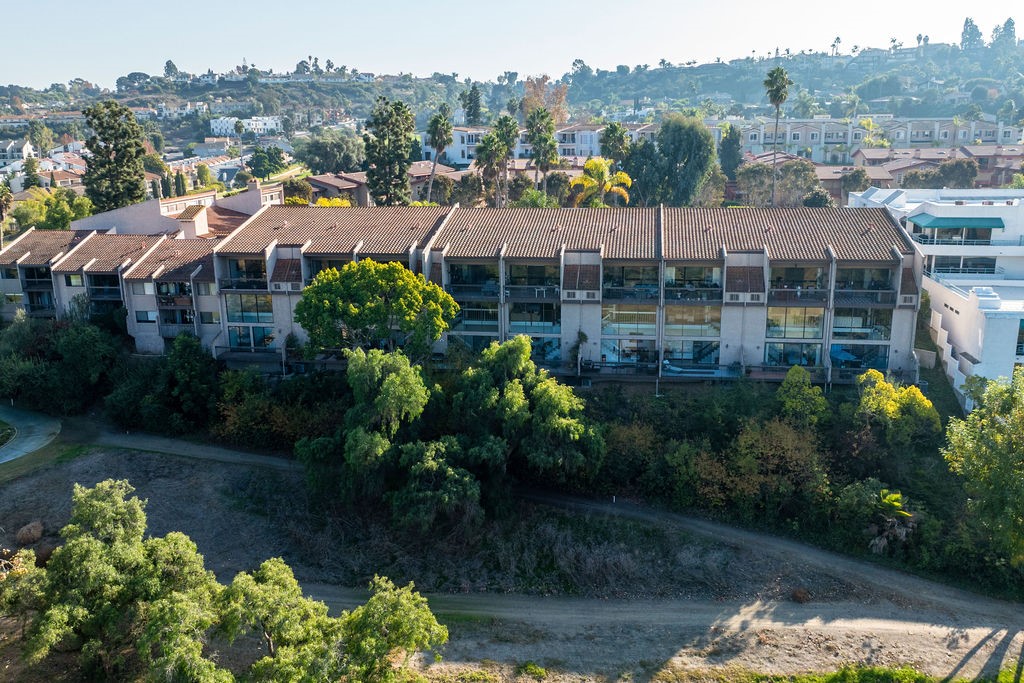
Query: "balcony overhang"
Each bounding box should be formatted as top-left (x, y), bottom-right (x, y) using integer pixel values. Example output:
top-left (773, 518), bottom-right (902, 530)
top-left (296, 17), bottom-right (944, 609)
top-left (908, 213), bottom-right (1005, 229)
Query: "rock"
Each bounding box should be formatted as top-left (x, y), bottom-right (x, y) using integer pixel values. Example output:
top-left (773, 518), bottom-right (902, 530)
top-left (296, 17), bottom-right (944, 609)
top-left (790, 587), bottom-right (811, 603)
top-left (15, 520), bottom-right (43, 546)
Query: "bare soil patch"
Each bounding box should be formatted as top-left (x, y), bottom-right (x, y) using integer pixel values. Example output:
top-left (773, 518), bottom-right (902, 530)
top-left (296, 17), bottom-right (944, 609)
top-left (0, 447), bottom-right (1021, 681)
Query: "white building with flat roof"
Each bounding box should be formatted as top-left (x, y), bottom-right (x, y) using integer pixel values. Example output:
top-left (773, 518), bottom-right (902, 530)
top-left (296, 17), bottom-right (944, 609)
top-left (851, 187), bottom-right (1024, 403)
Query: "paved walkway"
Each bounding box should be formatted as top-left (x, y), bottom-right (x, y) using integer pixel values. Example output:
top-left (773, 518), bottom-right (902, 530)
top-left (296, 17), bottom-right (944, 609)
top-left (0, 405), bottom-right (61, 465)
top-left (91, 427), bottom-right (301, 472)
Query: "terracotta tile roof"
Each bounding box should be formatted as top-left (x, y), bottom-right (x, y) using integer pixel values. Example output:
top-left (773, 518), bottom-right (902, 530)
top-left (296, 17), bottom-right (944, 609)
top-left (563, 264), bottom-right (600, 289)
top-left (726, 266), bottom-right (765, 293)
top-left (408, 160), bottom-right (454, 178)
top-left (0, 229), bottom-right (89, 266)
top-left (961, 145), bottom-right (1024, 157)
top-left (815, 166), bottom-right (893, 182)
top-left (661, 208), bottom-right (912, 262)
top-left (204, 206), bottom-right (250, 235)
top-left (216, 205), bottom-right (450, 256)
top-left (437, 208), bottom-right (657, 260)
top-left (124, 238), bottom-right (215, 281)
top-left (53, 234), bottom-right (162, 273)
top-left (271, 258), bottom-right (302, 282)
top-left (176, 205), bottom-right (205, 220)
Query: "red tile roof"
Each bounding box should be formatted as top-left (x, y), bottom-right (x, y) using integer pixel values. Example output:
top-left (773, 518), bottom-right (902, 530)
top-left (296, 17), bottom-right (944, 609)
top-left (0, 229), bottom-right (89, 266)
top-left (216, 205), bottom-right (450, 256)
top-left (124, 238), bottom-right (215, 281)
top-left (662, 207), bottom-right (912, 262)
top-left (437, 208), bottom-right (658, 260)
top-left (53, 234), bottom-right (162, 273)
top-left (271, 258), bottom-right (302, 282)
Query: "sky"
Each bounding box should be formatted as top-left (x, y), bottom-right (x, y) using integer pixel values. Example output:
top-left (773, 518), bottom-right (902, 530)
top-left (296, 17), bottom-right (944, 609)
top-left (0, 1), bottom-right (1018, 89)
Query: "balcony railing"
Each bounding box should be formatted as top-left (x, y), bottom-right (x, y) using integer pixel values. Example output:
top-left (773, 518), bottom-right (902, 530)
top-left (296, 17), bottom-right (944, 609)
top-left (924, 266), bottom-right (1004, 277)
top-left (664, 286), bottom-right (723, 302)
top-left (509, 321), bottom-right (560, 334)
top-left (446, 282), bottom-right (500, 298)
top-left (768, 287), bottom-right (828, 304)
top-left (159, 323), bottom-right (194, 338)
top-left (219, 278), bottom-right (268, 290)
top-left (602, 285), bottom-right (659, 301)
top-left (912, 235), bottom-right (1024, 247)
top-left (505, 285), bottom-right (560, 300)
top-left (24, 303), bottom-right (55, 316)
top-left (833, 289), bottom-right (896, 306)
top-left (157, 294), bottom-right (194, 307)
top-left (88, 286), bottom-right (122, 300)
top-left (21, 278), bottom-right (53, 291)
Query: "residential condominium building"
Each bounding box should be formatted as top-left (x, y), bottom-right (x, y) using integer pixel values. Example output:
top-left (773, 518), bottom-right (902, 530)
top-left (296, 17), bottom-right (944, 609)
top-left (0, 206), bottom-right (920, 384)
top-left (851, 187), bottom-right (1024, 403)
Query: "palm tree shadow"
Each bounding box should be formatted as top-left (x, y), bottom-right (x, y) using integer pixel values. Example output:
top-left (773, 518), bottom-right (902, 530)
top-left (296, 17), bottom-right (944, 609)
top-left (939, 628), bottom-right (1016, 683)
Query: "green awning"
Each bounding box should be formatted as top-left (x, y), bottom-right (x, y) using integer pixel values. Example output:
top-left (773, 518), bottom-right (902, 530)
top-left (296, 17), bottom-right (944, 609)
top-left (907, 213), bottom-right (1005, 229)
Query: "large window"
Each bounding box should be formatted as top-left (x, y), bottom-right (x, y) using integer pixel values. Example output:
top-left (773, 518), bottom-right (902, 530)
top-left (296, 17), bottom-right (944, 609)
top-left (228, 326), bottom-right (274, 348)
top-left (225, 294), bottom-right (273, 323)
top-left (766, 307), bottom-right (824, 339)
top-left (530, 337), bottom-right (561, 364)
top-left (830, 344), bottom-right (888, 370)
top-left (664, 340), bottom-right (720, 366)
top-left (601, 304), bottom-right (657, 335)
top-left (603, 265), bottom-right (659, 287)
top-left (664, 306), bottom-right (721, 337)
top-left (835, 268), bottom-right (892, 289)
top-left (769, 266), bottom-right (824, 289)
top-left (227, 258), bottom-right (267, 280)
top-left (664, 265), bottom-right (721, 287)
top-left (765, 343), bottom-right (821, 367)
top-left (451, 302), bottom-right (499, 332)
top-left (509, 302), bottom-right (560, 333)
top-left (507, 264), bottom-right (558, 286)
top-left (832, 308), bottom-right (892, 340)
top-left (600, 338), bottom-right (657, 364)
top-left (448, 263), bottom-right (499, 286)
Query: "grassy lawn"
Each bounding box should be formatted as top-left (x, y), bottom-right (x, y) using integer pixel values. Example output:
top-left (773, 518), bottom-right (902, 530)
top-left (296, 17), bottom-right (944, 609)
top-left (0, 434), bottom-right (90, 487)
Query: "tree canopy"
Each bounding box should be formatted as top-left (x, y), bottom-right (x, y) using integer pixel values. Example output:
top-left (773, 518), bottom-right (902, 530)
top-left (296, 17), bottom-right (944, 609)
top-left (294, 258), bottom-right (458, 359)
top-left (83, 100), bottom-right (148, 212)
top-left (364, 96), bottom-right (415, 205)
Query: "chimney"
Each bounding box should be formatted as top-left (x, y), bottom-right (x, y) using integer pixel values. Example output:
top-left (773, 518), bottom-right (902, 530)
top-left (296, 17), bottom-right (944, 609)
top-left (246, 177), bottom-right (264, 214)
top-left (176, 205), bottom-right (209, 238)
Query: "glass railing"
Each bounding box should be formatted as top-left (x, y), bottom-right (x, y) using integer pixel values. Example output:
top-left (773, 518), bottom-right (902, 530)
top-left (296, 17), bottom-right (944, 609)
top-left (505, 285), bottom-right (560, 300)
top-left (768, 287), bottom-right (828, 304)
top-left (446, 282), bottom-right (500, 297)
top-left (833, 290), bottom-right (896, 305)
top-left (157, 294), bottom-right (193, 307)
top-left (219, 278), bottom-right (268, 290)
top-left (88, 286), bottom-right (122, 300)
top-left (602, 285), bottom-right (660, 300)
top-left (663, 286), bottom-right (722, 301)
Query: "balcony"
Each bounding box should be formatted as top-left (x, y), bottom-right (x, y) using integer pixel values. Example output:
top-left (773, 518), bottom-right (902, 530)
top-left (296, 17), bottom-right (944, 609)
top-left (602, 285), bottom-right (659, 301)
top-left (157, 294), bottom-right (194, 308)
top-left (833, 289), bottom-right (896, 306)
top-left (924, 266), bottom-right (1005, 280)
top-left (505, 285), bottom-right (560, 300)
top-left (219, 278), bottom-right (269, 291)
top-left (664, 286), bottom-right (722, 302)
top-left (446, 282), bottom-right (500, 298)
top-left (24, 303), bottom-right (55, 317)
top-left (88, 286), bottom-right (122, 300)
top-left (768, 287), bottom-right (828, 305)
top-left (21, 278), bottom-right (53, 291)
top-left (160, 323), bottom-right (194, 338)
top-left (912, 234), bottom-right (1024, 247)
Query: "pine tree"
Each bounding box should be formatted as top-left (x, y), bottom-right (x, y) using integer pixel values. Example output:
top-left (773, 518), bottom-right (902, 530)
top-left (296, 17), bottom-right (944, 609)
top-left (22, 157), bottom-right (41, 189)
top-left (83, 101), bottom-right (147, 212)
top-left (160, 174), bottom-right (172, 198)
top-left (363, 97), bottom-right (414, 206)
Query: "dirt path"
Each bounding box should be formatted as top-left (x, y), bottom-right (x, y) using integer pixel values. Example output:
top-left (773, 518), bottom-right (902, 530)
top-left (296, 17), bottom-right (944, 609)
top-left (2, 413), bottom-right (1022, 679)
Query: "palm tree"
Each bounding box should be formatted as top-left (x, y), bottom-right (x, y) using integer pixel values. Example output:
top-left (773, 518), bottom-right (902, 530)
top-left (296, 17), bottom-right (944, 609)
top-left (764, 66), bottom-right (794, 207)
top-left (425, 104), bottom-right (453, 203)
top-left (570, 158), bottom-right (631, 207)
top-left (493, 115), bottom-right (519, 208)
top-left (475, 133), bottom-right (505, 207)
top-left (525, 108), bottom-right (558, 189)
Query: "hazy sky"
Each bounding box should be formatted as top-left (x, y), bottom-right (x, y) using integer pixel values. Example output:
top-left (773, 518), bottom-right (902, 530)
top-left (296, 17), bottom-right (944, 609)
top-left (1, 1), bottom-right (1017, 89)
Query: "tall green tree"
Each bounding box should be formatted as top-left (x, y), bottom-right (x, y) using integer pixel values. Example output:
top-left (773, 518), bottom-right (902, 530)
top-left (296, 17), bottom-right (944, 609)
top-left (174, 170), bottom-right (187, 196)
top-left (364, 97), bottom-right (415, 205)
top-left (944, 368), bottom-right (1024, 562)
top-left (657, 114), bottom-right (716, 206)
top-left (475, 132), bottom-right (506, 207)
top-left (763, 66), bottom-right (794, 206)
top-left (425, 104), bottom-right (453, 203)
top-left (599, 121), bottom-right (630, 167)
top-left (493, 114), bottom-right (520, 208)
top-left (526, 107), bottom-right (558, 191)
top-left (961, 17), bottom-right (985, 50)
top-left (570, 157), bottom-right (631, 206)
top-left (83, 100), bottom-right (148, 212)
top-left (0, 183), bottom-right (12, 225)
top-left (293, 130), bottom-right (365, 174)
top-left (21, 157), bottom-right (41, 189)
top-left (718, 123), bottom-right (743, 181)
top-left (27, 121), bottom-right (55, 156)
top-left (841, 167), bottom-right (871, 202)
top-left (294, 259), bottom-right (458, 359)
top-left (459, 84), bottom-right (483, 125)
top-left (621, 138), bottom-right (664, 207)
